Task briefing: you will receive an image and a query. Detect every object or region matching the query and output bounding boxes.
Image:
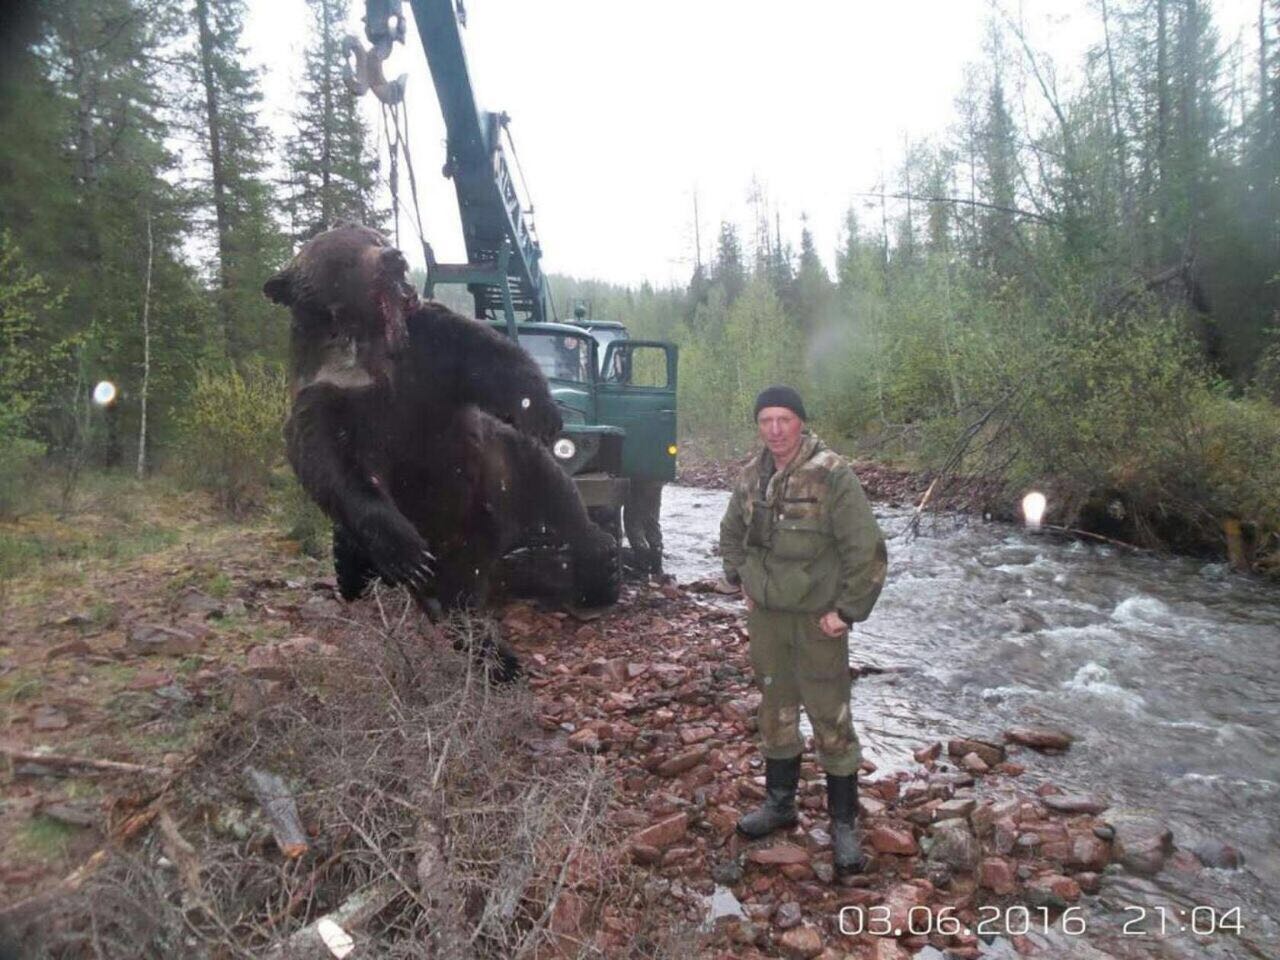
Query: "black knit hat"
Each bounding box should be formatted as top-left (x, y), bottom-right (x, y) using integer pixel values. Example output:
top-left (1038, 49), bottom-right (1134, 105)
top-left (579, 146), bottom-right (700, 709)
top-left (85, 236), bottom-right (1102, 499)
top-left (753, 385), bottom-right (807, 422)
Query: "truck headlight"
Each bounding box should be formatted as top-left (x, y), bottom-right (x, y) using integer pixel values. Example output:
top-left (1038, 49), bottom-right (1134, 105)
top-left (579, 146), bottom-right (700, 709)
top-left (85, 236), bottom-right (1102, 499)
top-left (553, 438), bottom-right (576, 461)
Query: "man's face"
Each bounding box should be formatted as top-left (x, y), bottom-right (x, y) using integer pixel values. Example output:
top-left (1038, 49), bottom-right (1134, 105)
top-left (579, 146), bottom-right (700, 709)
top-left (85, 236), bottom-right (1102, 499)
top-left (757, 406), bottom-right (804, 462)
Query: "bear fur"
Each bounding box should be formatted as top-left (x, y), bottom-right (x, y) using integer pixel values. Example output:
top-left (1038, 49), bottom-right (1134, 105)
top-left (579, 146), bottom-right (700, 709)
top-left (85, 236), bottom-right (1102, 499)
top-left (263, 226), bottom-right (618, 666)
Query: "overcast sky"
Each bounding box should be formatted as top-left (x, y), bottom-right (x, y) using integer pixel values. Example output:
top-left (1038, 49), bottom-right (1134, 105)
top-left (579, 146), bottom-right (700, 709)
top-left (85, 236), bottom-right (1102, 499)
top-left (244, 0), bottom-right (1262, 287)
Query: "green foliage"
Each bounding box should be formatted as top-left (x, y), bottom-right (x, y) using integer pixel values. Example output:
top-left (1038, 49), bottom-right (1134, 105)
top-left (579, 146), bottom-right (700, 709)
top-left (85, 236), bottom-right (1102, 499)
top-left (187, 0), bottom-right (291, 364)
top-left (0, 439), bottom-right (46, 521)
top-left (678, 279), bottom-right (805, 452)
top-left (177, 362), bottom-right (288, 515)
top-left (0, 231), bottom-right (74, 442)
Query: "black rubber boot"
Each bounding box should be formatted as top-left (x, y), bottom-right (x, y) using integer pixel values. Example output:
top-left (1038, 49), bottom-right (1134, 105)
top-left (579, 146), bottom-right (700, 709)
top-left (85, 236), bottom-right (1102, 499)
top-left (827, 773), bottom-right (868, 875)
top-left (736, 756), bottom-right (800, 838)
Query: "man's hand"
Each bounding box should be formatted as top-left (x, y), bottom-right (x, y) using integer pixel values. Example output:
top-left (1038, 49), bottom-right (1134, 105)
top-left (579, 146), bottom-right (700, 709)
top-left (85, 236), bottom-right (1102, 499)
top-left (819, 610), bottom-right (847, 637)
top-left (712, 577), bottom-right (740, 595)
top-left (745, 594), bottom-right (756, 612)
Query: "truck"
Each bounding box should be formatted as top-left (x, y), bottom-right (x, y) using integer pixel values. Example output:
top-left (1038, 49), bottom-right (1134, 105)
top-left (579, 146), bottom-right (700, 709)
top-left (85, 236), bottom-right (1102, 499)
top-left (345, 0), bottom-right (678, 602)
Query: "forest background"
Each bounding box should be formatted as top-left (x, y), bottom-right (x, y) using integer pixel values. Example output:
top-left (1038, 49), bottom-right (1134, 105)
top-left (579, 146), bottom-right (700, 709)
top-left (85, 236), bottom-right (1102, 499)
top-left (1, 0), bottom-right (1279, 566)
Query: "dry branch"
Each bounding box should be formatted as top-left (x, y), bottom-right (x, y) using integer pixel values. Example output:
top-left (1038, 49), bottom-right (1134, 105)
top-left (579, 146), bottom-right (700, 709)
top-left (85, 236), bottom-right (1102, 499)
top-left (1, 745), bottom-right (167, 777)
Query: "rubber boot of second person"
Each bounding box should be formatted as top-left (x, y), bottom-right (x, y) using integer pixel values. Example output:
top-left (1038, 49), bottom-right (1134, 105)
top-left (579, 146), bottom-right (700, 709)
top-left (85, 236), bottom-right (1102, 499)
top-left (827, 773), bottom-right (868, 874)
top-left (737, 755), bottom-right (800, 838)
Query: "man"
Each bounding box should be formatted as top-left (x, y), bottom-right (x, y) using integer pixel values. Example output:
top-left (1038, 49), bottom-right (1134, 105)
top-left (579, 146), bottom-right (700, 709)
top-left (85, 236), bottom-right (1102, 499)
top-left (623, 478), bottom-right (663, 575)
top-left (719, 385), bottom-right (887, 875)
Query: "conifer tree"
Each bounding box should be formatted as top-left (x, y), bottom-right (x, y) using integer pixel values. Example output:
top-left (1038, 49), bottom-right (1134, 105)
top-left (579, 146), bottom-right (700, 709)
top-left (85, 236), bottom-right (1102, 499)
top-left (284, 0), bottom-right (383, 242)
top-left (190, 0), bottom-right (289, 362)
top-left (710, 221), bottom-right (746, 305)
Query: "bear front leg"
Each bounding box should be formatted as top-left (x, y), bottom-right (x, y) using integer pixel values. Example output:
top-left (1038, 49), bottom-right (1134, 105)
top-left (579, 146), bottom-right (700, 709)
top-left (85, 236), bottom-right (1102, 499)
top-left (285, 388), bottom-right (434, 598)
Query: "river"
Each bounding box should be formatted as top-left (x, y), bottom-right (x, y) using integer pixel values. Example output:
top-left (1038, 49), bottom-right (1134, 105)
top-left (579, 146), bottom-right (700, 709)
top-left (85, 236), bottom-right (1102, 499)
top-left (661, 484), bottom-right (1280, 960)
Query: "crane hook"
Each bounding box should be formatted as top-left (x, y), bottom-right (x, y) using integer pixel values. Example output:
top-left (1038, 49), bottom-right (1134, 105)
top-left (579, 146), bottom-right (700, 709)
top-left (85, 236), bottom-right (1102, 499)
top-left (343, 34), bottom-right (406, 106)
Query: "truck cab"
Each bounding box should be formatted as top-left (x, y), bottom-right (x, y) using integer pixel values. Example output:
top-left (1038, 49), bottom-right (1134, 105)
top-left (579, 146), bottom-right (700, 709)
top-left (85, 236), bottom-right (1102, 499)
top-left (491, 320), bottom-right (678, 539)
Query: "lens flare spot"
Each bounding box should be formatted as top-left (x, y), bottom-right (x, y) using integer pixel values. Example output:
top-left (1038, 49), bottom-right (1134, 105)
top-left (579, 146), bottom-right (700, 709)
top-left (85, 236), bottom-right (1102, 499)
top-left (93, 381), bottom-right (117, 406)
top-left (1022, 491), bottom-right (1047, 530)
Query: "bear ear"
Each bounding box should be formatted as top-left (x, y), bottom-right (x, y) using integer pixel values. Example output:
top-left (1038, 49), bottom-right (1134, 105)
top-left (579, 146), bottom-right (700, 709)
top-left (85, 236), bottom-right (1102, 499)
top-left (379, 246), bottom-right (409, 278)
top-left (263, 269), bottom-right (294, 305)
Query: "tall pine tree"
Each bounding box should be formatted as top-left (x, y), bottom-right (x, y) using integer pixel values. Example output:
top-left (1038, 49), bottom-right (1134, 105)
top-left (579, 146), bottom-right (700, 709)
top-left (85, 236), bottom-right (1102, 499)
top-left (190, 0), bottom-right (288, 363)
top-left (285, 0), bottom-right (382, 242)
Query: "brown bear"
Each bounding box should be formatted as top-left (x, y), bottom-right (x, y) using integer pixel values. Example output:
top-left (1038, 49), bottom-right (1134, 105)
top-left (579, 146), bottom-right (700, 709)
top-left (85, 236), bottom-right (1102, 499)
top-left (263, 225), bottom-right (618, 677)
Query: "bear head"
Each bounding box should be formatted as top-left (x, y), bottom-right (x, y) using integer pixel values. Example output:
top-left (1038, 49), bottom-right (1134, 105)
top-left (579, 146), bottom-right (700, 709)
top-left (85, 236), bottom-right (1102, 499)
top-left (264, 223), bottom-right (419, 353)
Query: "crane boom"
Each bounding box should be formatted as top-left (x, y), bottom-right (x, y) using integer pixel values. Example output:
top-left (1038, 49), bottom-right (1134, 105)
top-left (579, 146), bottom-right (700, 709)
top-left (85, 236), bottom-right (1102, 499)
top-left (393, 0), bottom-right (548, 326)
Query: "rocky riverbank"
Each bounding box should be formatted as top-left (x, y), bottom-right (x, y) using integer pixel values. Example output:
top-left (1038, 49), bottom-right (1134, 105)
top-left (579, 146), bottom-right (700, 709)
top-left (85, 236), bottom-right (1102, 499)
top-left (498, 580), bottom-right (1235, 958)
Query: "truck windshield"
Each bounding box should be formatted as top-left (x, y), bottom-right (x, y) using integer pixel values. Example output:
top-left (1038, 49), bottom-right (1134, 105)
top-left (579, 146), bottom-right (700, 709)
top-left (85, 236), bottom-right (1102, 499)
top-left (588, 328), bottom-right (627, 373)
top-left (518, 331), bottom-right (594, 383)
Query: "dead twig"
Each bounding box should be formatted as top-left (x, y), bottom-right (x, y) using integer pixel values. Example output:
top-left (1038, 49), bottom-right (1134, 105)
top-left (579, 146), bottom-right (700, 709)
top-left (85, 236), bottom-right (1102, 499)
top-left (1, 745), bottom-right (167, 777)
top-left (265, 829), bottom-right (353, 928)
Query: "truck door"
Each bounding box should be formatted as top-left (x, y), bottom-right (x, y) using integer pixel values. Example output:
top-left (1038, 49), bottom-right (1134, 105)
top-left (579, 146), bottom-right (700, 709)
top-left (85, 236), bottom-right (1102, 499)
top-left (597, 341), bottom-right (678, 482)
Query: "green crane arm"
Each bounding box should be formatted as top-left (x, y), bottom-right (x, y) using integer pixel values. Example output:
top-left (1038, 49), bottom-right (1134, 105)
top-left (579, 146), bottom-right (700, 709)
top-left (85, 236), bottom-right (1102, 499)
top-left (367, 0), bottom-right (548, 327)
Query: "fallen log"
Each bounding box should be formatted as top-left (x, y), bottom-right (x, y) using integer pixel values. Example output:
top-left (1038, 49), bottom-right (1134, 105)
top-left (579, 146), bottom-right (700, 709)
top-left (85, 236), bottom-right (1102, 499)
top-left (1, 745), bottom-right (166, 777)
top-left (245, 766), bottom-right (310, 858)
top-left (264, 880), bottom-right (399, 960)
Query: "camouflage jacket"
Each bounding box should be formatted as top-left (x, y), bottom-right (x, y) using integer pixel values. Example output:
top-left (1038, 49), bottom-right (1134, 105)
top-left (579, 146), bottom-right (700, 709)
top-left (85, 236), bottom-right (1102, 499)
top-left (719, 433), bottom-right (887, 622)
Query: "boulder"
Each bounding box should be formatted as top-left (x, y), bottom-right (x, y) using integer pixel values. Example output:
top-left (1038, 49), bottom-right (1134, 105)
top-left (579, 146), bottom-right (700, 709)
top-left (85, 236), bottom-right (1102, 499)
top-left (947, 737), bottom-right (1005, 767)
top-left (927, 819), bottom-right (980, 872)
top-left (1110, 816), bottom-right (1174, 876)
top-left (1004, 726), bottom-right (1074, 751)
top-left (127, 624), bottom-right (203, 657)
top-left (1193, 839), bottom-right (1244, 869)
top-left (1041, 793), bottom-right (1109, 815)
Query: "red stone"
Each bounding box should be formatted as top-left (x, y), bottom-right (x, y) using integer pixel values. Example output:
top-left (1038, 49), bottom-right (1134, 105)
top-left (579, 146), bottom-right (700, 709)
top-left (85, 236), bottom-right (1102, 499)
top-left (679, 726), bottom-right (715, 745)
top-left (747, 842), bottom-right (810, 866)
top-left (655, 747), bottom-right (709, 777)
top-left (629, 812), bottom-right (688, 850)
top-left (868, 824), bottom-right (918, 856)
top-left (628, 843), bottom-right (660, 865)
top-left (567, 728), bottom-right (602, 753)
top-left (978, 857), bottom-right (1017, 895)
top-left (913, 742), bottom-right (943, 764)
top-left (1004, 726), bottom-right (1074, 751)
top-left (1059, 839), bottom-right (1111, 875)
top-left (777, 924), bottom-right (824, 959)
top-left (780, 863), bottom-right (814, 881)
top-left (947, 738), bottom-right (1005, 767)
top-left (882, 883), bottom-right (927, 935)
top-left (1035, 873), bottom-right (1081, 903)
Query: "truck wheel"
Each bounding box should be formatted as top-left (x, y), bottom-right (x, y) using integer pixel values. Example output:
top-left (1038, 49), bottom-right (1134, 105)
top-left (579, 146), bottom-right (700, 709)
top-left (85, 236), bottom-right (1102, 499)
top-left (576, 507), bottom-right (623, 606)
top-left (333, 524), bottom-right (378, 601)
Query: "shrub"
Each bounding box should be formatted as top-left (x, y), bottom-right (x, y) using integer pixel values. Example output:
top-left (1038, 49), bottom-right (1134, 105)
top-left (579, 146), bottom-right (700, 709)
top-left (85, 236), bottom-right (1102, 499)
top-left (0, 437), bottom-right (44, 520)
top-left (177, 361), bottom-right (288, 515)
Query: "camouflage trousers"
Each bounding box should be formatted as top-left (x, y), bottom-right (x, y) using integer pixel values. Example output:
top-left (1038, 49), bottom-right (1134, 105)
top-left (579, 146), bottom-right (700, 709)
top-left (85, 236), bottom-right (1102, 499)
top-left (746, 607), bottom-right (862, 776)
